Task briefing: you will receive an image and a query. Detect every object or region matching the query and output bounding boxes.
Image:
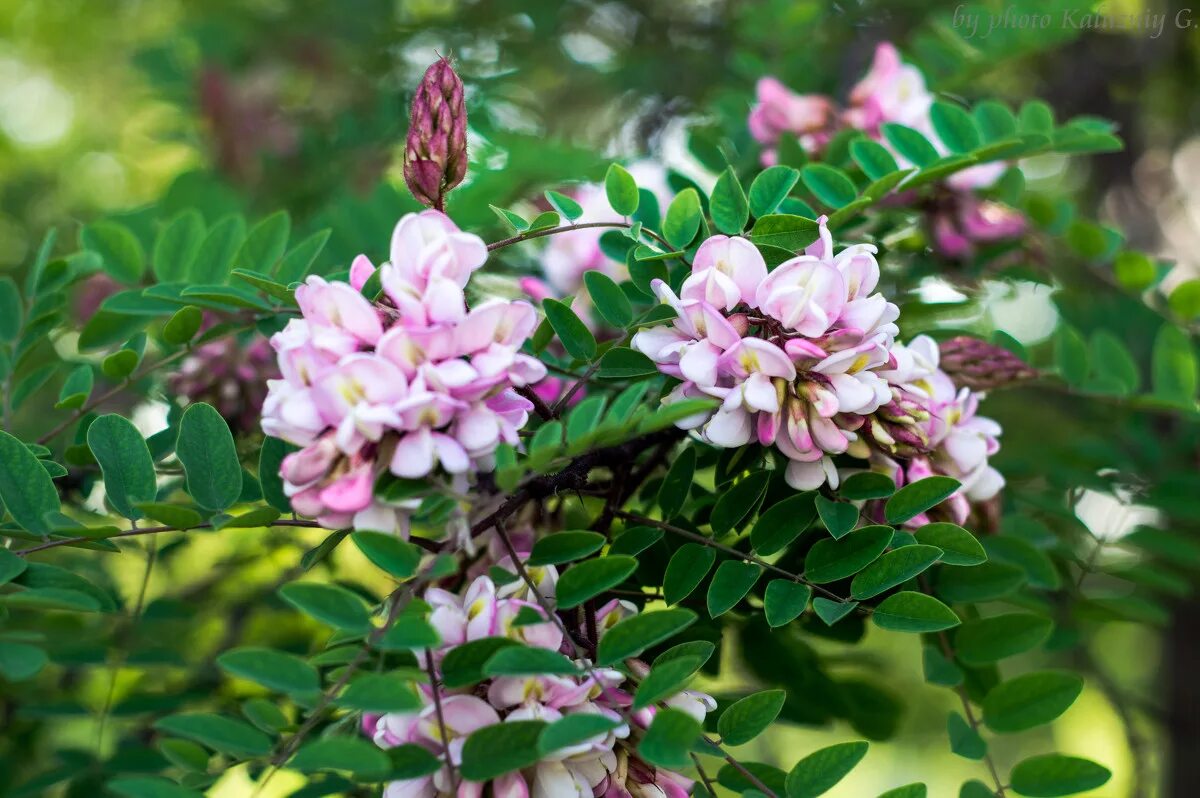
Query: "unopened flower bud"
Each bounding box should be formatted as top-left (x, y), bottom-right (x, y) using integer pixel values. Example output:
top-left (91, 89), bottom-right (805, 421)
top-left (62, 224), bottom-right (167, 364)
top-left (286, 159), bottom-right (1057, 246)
top-left (404, 58), bottom-right (467, 210)
top-left (939, 336), bottom-right (1038, 391)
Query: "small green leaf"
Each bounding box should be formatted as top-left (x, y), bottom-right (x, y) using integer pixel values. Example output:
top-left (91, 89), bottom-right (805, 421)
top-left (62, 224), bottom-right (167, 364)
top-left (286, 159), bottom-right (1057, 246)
top-left (914, 523), bottom-right (987, 566)
top-left (664, 543), bottom-right (717, 605)
top-left (162, 306), bottom-right (204, 346)
top-left (153, 210), bottom-right (205, 282)
top-left (88, 414), bottom-right (157, 520)
top-left (189, 215), bottom-right (246, 284)
top-left (598, 347), bottom-right (660, 380)
top-left (0, 547), bottom-right (28, 585)
top-left (657, 446), bottom-right (695, 520)
top-left (710, 470), bottom-right (770, 535)
top-left (786, 741), bottom-right (869, 798)
top-left (545, 190), bottom-right (584, 221)
top-left (556, 556), bottom-right (638, 609)
top-left (719, 689), bottom-right (785, 746)
top-left (176, 403), bottom-right (242, 511)
top-left (484, 645), bottom-right (579, 677)
top-left (289, 737), bottom-right (391, 777)
top-left (440, 638), bottom-right (520, 688)
top-left (849, 139), bottom-right (900, 181)
top-left (982, 670), bottom-right (1083, 733)
top-left (0, 429), bottom-right (60, 534)
top-left (610, 526), bottom-right (664, 557)
top-left (805, 525), bottom-right (893, 584)
top-left (935, 561), bottom-right (1026, 603)
top-left (751, 492), bottom-right (817, 556)
top-left (974, 100), bottom-right (1017, 143)
top-left (663, 188), bottom-right (702, 249)
top-left (884, 477), bottom-right (961, 524)
top-left (278, 582), bottom-right (372, 633)
top-left (352, 531), bottom-right (423, 579)
top-left (1152, 323), bottom-right (1197, 406)
top-left (275, 228), bottom-right (330, 282)
top-left (882, 123), bottom-right (940, 167)
top-left (930, 101), bottom-right (981, 153)
top-left (135, 502), bottom-right (203, 529)
top-left (638, 708), bottom-right (701, 770)
top-left (764, 580), bottom-right (811, 627)
top-left (947, 712), bottom-right (986, 760)
top-left (707, 560), bottom-right (761, 617)
top-left (539, 715), bottom-right (622, 756)
top-left (337, 673), bottom-right (422, 713)
top-left (217, 646), bottom-right (319, 694)
top-left (850, 545), bottom-right (943, 600)
top-left (82, 220), bottom-right (145, 284)
top-left (107, 777), bottom-right (205, 798)
top-left (1018, 100), bottom-right (1055, 134)
top-left (528, 530), bottom-right (606, 567)
top-left (632, 655), bottom-right (703, 710)
top-left (55, 364), bottom-right (94, 410)
top-left (596, 608), bottom-right (697, 666)
top-left (238, 210), bottom-right (291, 271)
top-left (543, 298), bottom-right (597, 361)
top-left (838, 471), bottom-right (896, 501)
top-left (1054, 324), bottom-right (1089, 385)
top-left (0, 276), bottom-right (21, 341)
top-left (711, 167), bottom-right (749, 234)
top-left (812, 598), bottom-right (857, 626)
top-left (749, 213), bottom-right (819, 251)
top-left (872, 591), bottom-right (960, 633)
top-left (154, 713), bottom-right (272, 757)
top-left (605, 164), bottom-right (640, 216)
top-left (954, 613), bottom-right (1054, 665)
top-left (801, 164), bottom-right (858, 209)
top-left (876, 785), bottom-right (926, 798)
top-left (460, 721), bottom-right (547, 781)
top-left (584, 271), bottom-right (633, 328)
top-left (815, 495), bottom-right (858, 539)
top-left (0, 642), bottom-right (48, 680)
top-left (749, 166), bottom-right (801, 217)
top-left (1009, 754), bottom-right (1110, 797)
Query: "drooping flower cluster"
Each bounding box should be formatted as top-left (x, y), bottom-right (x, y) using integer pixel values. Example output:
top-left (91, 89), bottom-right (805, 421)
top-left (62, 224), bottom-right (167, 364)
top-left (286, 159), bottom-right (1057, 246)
top-left (633, 219), bottom-right (1004, 520)
top-left (260, 210), bottom-right (545, 536)
top-left (364, 549), bottom-right (714, 798)
top-left (748, 42), bottom-right (1024, 251)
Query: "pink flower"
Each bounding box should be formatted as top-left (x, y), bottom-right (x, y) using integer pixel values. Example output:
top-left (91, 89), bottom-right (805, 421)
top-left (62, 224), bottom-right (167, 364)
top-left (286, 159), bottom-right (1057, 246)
top-left (747, 77), bottom-right (835, 164)
top-left (681, 235), bottom-right (767, 311)
top-left (756, 256), bottom-right (846, 337)
top-left (845, 43), bottom-right (933, 134)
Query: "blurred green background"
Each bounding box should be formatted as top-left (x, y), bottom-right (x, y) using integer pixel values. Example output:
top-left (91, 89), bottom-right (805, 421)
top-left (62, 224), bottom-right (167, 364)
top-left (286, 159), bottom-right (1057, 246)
top-left (1, 0), bottom-right (1196, 796)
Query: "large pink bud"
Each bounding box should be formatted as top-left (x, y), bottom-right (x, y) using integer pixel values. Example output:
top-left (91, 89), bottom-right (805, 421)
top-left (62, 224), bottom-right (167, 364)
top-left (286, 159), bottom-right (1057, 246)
top-left (404, 57), bottom-right (468, 210)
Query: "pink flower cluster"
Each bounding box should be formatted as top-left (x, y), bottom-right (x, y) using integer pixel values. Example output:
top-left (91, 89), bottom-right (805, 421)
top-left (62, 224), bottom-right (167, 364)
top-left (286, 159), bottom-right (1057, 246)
top-left (260, 210), bottom-right (545, 536)
top-left (632, 219), bottom-right (1004, 518)
top-left (364, 550), bottom-right (713, 798)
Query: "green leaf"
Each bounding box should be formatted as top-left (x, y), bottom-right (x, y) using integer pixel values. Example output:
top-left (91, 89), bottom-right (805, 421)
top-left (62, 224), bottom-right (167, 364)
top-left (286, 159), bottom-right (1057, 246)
top-left (632, 655), bottom-right (703, 710)
top-left (278, 582), bottom-right (372, 633)
top-left (974, 101), bottom-right (1017, 142)
top-left (1088, 331), bottom-right (1140, 394)
top-left (153, 210), bottom-right (205, 282)
top-left (191, 215), bottom-right (247, 284)
top-left (849, 139), bottom-right (900, 181)
top-left (1152, 323), bottom-right (1197, 406)
top-left (749, 166), bottom-right (801, 217)
top-left (801, 164), bottom-right (858, 209)
top-left (154, 713), bottom-right (272, 757)
top-left (884, 477), bottom-right (961, 524)
top-left (528, 211), bottom-right (561, 233)
top-left (441, 638), bottom-right (519, 688)
top-left (217, 646), bottom-right (319, 695)
top-left (664, 543), bottom-right (717, 605)
top-left (484, 645), bottom-right (578, 677)
top-left (839, 471), bottom-right (896, 501)
top-left (387, 744), bottom-right (443, 779)
top-left (55, 364), bottom-right (94, 410)
top-left (930, 102), bottom-right (981, 154)
top-left (528, 530), bottom-right (606, 567)
top-left (718, 762), bottom-right (788, 796)
top-left (259, 436), bottom-right (294, 514)
top-left (539, 715), bottom-right (622, 756)
top-left (0, 547), bottom-right (27, 585)
top-left (460, 721), bottom-right (547, 781)
top-left (78, 310), bottom-right (149, 351)
top-left (710, 470), bottom-right (770, 535)
top-left (638, 707), bottom-right (701, 770)
top-left (605, 164), bottom-right (640, 216)
top-left (107, 777), bottom-right (205, 798)
top-left (804, 525), bottom-right (893, 584)
top-left (556, 555), bottom-right (638, 609)
top-left (0, 429), bottom-right (60, 534)
top-left (983, 537), bottom-right (1060, 590)
top-left (135, 502), bottom-right (203, 530)
top-left (954, 613), bottom-right (1053, 665)
top-left (815, 495), bottom-right (858, 539)
top-left (491, 205), bottom-right (529, 232)
top-left (82, 220), bottom-right (145, 284)
top-left (914, 523), bottom-right (986, 566)
top-left (947, 712), bottom-right (986, 760)
top-left (936, 561), bottom-right (1026, 603)
top-left (162, 306), bottom-right (204, 346)
top-left (765, 580), bottom-right (811, 627)
top-left (872, 591), bottom-right (960, 633)
top-left (1054, 324), bottom-right (1089, 385)
top-left (877, 785), bottom-right (926, 798)
top-left (983, 670), bottom-right (1083, 733)
top-left (656, 446), bottom-right (695, 520)
top-left (290, 737), bottom-right (390, 777)
top-left (850, 545), bottom-right (943, 600)
top-left (711, 167), bottom-right (749, 234)
top-left (543, 298), bottom-right (597, 362)
top-left (750, 213), bottom-right (819, 251)
top-left (786, 741), bottom-right (869, 798)
top-left (176, 402), bottom-right (242, 511)
top-left (85, 416), bottom-right (154, 523)
top-left (101, 348), bottom-right (141, 379)
top-left (960, 780), bottom-right (998, 798)
top-left (337, 673), bottom-right (422, 713)
top-left (598, 347), bottom-right (659, 380)
top-left (663, 188), bottom-right (702, 250)
top-left (584, 271), bottom-right (633, 328)
top-left (0, 276), bottom-right (21, 341)
top-left (236, 210), bottom-right (290, 272)
top-left (1018, 100), bottom-right (1055, 134)
top-left (751, 492), bottom-right (816, 556)
top-left (352, 531), bottom-right (422, 579)
top-left (0, 641), bottom-right (48, 680)
top-left (596, 608), bottom-right (697, 666)
top-left (1009, 754), bottom-right (1110, 797)
top-left (707, 560), bottom-right (761, 617)
top-left (275, 228), bottom-right (330, 282)
top-left (1114, 250), bottom-right (1156, 291)
top-left (546, 190), bottom-right (584, 221)
top-left (812, 597), bottom-right (857, 626)
top-left (882, 123), bottom-right (940, 167)
top-left (719, 689), bottom-right (785, 746)
top-left (610, 526), bottom-right (664, 557)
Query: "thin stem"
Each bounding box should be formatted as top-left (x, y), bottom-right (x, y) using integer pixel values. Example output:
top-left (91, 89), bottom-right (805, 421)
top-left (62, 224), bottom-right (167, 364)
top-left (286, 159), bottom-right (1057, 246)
top-left (551, 358), bottom-right (603, 416)
top-left (936, 630), bottom-right (1008, 797)
top-left (14, 519), bottom-right (326, 556)
top-left (486, 221), bottom-right (676, 255)
top-left (424, 648), bottom-right (460, 793)
top-left (516, 384), bottom-right (556, 421)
